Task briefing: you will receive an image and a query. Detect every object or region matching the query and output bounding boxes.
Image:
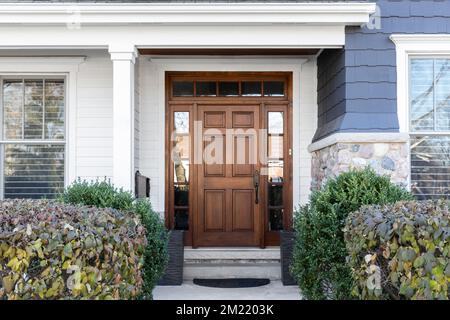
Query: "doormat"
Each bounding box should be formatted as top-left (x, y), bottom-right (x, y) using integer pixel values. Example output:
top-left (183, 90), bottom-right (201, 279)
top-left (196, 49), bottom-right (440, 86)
top-left (193, 278), bottom-right (270, 288)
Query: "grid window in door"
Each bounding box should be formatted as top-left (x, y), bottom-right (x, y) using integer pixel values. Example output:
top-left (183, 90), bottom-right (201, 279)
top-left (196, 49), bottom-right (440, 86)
top-left (1, 77), bottom-right (65, 199)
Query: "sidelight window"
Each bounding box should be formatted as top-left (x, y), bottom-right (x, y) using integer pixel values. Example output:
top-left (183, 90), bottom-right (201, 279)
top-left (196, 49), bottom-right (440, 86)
top-left (173, 111), bottom-right (190, 230)
top-left (267, 111), bottom-right (285, 230)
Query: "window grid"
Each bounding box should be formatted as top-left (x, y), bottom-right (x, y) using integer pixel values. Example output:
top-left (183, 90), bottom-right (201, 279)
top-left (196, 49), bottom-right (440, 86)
top-left (0, 76), bottom-right (66, 200)
top-left (409, 57), bottom-right (450, 199)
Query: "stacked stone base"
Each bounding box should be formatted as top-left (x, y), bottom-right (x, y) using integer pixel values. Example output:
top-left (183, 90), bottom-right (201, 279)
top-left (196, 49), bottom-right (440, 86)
top-left (311, 141), bottom-right (409, 190)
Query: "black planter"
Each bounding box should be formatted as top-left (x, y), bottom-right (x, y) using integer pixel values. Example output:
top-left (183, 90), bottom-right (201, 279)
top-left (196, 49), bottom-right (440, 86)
top-left (158, 230), bottom-right (184, 286)
top-left (280, 230), bottom-right (297, 286)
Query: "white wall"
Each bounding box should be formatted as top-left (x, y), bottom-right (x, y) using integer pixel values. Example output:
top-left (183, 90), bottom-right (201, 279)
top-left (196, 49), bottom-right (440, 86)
top-left (75, 50), bottom-right (114, 182)
top-left (298, 58), bottom-right (318, 205)
top-left (138, 56), bottom-right (318, 214)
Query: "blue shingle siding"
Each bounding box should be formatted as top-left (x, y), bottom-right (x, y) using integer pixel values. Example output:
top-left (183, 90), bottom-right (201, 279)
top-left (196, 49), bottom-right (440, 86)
top-left (313, 0), bottom-right (450, 141)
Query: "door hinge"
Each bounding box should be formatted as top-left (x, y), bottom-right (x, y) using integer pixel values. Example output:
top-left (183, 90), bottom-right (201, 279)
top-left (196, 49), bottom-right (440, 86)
top-left (288, 148), bottom-right (292, 156)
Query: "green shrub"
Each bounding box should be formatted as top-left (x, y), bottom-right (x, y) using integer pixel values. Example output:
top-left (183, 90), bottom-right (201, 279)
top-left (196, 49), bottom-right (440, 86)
top-left (58, 179), bottom-right (135, 211)
top-left (59, 179), bottom-right (168, 299)
top-left (345, 200), bottom-right (450, 300)
top-left (133, 199), bottom-right (168, 298)
top-left (291, 168), bottom-right (413, 300)
top-left (0, 199), bottom-right (146, 300)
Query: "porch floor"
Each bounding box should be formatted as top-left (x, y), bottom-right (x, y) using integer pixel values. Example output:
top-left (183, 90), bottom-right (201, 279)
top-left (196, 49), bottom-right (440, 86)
top-left (153, 281), bottom-right (302, 300)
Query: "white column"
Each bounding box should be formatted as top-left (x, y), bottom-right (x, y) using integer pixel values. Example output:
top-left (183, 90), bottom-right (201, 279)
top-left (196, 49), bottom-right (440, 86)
top-left (109, 44), bottom-right (138, 192)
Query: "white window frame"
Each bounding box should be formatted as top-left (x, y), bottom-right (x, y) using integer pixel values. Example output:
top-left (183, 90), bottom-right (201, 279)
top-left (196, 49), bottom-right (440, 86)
top-left (0, 57), bottom-right (85, 198)
top-left (391, 34), bottom-right (450, 196)
top-left (0, 75), bottom-right (67, 199)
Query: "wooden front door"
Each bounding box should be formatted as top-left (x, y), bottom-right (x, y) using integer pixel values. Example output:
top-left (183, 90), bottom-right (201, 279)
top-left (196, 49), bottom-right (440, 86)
top-left (197, 104), bottom-right (261, 246)
top-left (166, 72), bottom-right (293, 247)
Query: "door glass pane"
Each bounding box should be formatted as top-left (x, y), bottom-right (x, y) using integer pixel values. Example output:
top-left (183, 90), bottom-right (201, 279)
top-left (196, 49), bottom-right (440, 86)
top-left (410, 59), bottom-right (434, 131)
top-left (3, 80), bottom-right (23, 140)
top-left (241, 81), bottom-right (261, 97)
top-left (24, 80), bottom-right (43, 139)
top-left (173, 143), bottom-right (189, 183)
top-left (269, 208), bottom-right (283, 231)
top-left (434, 59), bottom-right (450, 131)
top-left (268, 135), bottom-right (283, 159)
top-left (268, 112), bottom-right (283, 134)
top-left (174, 209), bottom-right (189, 230)
top-left (196, 81), bottom-right (216, 97)
top-left (3, 144), bottom-right (65, 199)
top-left (173, 81), bottom-right (194, 97)
top-left (45, 79), bottom-right (65, 140)
top-left (268, 184), bottom-right (283, 206)
top-left (264, 81), bottom-right (284, 97)
top-left (219, 81), bottom-right (239, 97)
top-left (174, 185), bottom-right (189, 206)
top-left (174, 112), bottom-right (189, 134)
top-left (268, 160), bottom-right (283, 183)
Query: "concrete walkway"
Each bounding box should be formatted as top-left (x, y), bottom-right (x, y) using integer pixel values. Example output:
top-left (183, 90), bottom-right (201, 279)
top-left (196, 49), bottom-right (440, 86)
top-left (154, 281), bottom-right (302, 300)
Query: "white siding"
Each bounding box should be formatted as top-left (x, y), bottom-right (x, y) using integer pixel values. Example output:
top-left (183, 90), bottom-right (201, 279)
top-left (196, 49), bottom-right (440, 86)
top-left (75, 50), bottom-right (113, 182)
top-left (298, 59), bottom-right (317, 205)
top-left (134, 58), bottom-right (140, 173)
top-left (138, 60), bottom-right (165, 212)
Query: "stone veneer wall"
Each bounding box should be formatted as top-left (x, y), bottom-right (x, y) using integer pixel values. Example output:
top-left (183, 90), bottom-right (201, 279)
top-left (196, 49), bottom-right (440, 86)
top-left (311, 142), bottom-right (409, 190)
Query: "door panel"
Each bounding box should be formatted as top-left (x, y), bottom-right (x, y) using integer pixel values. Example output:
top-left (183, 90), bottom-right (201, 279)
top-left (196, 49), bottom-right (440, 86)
top-left (204, 190), bottom-right (226, 232)
top-left (196, 105), bottom-right (261, 246)
top-left (232, 189), bottom-right (254, 231)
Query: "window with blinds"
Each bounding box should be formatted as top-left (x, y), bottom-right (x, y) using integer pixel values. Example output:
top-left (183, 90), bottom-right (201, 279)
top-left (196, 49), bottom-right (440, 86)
top-left (1, 78), bottom-right (65, 199)
top-left (410, 58), bottom-right (450, 199)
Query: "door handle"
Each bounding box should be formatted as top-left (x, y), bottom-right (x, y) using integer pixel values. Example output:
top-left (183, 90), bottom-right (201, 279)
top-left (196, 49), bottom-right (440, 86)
top-left (253, 169), bottom-right (260, 204)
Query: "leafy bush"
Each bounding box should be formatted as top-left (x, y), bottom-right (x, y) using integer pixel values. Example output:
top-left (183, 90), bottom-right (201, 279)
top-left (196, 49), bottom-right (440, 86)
top-left (59, 179), bottom-right (168, 299)
top-left (59, 180), bottom-right (134, 211)
top-left (0, 199), bottom-right (146, 300)
top-left (345, 200), bottom-right (450, 300)
top-left (291, 168), bottom-right (413, 300)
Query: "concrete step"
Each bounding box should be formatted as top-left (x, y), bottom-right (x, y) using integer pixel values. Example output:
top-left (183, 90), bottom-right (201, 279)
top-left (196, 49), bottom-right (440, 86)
top-left (183, 247), bottom-right (281, 281)
top-left (184, 247), bottom-right (280, 261)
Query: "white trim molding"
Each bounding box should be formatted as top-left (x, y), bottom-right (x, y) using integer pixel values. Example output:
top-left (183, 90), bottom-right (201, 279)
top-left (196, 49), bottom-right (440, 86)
top-left (308, 132), bottom-right (410, 152)
top-left (0, 3), bottom-right (376, 25)
top-left (390, 34), bottom-right (450, 133)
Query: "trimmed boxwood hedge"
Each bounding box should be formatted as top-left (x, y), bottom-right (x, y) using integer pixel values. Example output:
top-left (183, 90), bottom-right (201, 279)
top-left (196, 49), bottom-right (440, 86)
top-left (291, 168), bottom-right (413, 300)
top-left (0, 200), bottom-right (146, 300)
top-left (345, 200), bottom-right (450, 300)
top-left (58, 179), bottom-right (168, 299)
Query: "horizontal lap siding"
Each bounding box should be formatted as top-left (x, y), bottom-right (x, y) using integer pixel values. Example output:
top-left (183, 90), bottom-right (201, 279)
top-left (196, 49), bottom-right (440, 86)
top-left (76, 51), bottom-right (113, 181)
top-left (313, 0), bottom-right (450, 141)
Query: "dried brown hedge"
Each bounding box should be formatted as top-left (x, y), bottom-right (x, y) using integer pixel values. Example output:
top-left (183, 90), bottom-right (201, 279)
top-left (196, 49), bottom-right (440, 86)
top-left (345, 200), bottom-right (450, 300)
top-left (0, 199), bottom-right (146, 300)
